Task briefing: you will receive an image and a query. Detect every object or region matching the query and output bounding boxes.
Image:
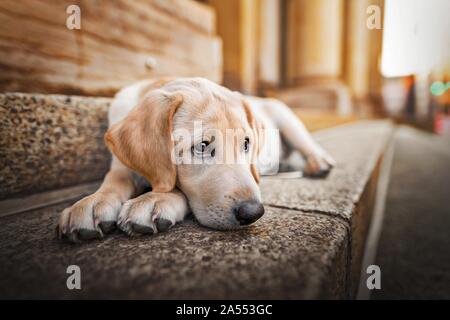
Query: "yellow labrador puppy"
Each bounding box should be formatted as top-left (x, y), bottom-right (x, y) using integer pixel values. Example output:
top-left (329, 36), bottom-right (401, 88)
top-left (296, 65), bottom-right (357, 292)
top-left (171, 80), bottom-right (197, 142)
top-left (57, 78), bottom-right (335, 242)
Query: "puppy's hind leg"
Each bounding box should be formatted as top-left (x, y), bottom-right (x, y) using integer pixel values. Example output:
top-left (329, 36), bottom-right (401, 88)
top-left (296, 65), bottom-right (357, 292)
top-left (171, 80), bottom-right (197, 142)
top-left (263, 99), bottom-right (336, 177)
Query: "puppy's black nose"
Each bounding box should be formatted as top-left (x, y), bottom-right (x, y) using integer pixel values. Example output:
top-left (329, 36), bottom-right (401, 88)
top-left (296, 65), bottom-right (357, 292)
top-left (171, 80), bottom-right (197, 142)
top-left (234, 200), bottom-right (265, 225)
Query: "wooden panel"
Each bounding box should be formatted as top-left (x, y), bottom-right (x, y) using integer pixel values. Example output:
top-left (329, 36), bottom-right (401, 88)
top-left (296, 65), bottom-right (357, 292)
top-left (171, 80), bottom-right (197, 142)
top-left (240, 0), bottom-right (260, 94)
top-left (343, 0), bottom-right (371, 99)
top-left (207, 0), bottom-right (241, 90)
top-left (152, 0), bottom-right (216, 34)
top-left (259, 0), bottom-right (281, 87)
top-left (343, 0), bottom-right (384, 103)
top-left (206, 0), bottom-right (260, 94)
top-left (286, 0), bottom-right (344, 84)
top-left (367, 0), bottom-right (385, 98)
top-left (0, 0), bottom-right (222, 96)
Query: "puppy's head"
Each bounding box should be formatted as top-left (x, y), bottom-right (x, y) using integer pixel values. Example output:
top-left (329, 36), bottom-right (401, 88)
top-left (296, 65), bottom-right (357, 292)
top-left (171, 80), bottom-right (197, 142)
top-left (105, 78), bottom-right (264, 230)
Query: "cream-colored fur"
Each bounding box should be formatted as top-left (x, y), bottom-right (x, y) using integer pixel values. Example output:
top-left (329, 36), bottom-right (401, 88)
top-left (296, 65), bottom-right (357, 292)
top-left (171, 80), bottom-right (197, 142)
top-left (57, 77), bottom-right (334, 242)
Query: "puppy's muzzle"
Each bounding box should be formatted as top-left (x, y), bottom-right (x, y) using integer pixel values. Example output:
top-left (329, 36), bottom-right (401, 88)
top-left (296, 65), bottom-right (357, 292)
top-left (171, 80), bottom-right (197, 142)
top-left (234, 200), bottom-right (265, 225)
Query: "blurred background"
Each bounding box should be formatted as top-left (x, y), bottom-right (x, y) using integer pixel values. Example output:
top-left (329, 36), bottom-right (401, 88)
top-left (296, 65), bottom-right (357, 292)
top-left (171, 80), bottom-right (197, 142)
top-left (0, 0), bottom-right (448, 133)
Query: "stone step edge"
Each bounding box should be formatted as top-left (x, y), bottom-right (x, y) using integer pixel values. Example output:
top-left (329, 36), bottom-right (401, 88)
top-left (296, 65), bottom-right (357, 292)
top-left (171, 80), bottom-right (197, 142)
top-left (0, 181), bottom-right (101, 218)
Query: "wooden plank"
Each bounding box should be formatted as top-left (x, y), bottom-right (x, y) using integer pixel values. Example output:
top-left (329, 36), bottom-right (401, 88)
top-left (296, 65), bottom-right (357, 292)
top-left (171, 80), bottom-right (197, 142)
top-left (240, 0), bottom-right (260, 94)
top-left (206, 0), bottom-right (259, 94)
top-left (207, 0), bottom-right (241, 90)
top-left (343, 0), bottom-right (371, 99)
top-left (0, 0), bottom-right (222, 96)
top-left (152, 0), bottom-right (216, 35)
top-left (259, 0), bottom-right (281, 87)
top-left (342, 0), bottom-right (384, 104)
top-left (285, 0), bottom-right (344, 84)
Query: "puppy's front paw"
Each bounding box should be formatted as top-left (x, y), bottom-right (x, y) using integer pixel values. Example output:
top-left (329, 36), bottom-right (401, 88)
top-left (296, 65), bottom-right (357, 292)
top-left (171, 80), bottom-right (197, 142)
top-left (117, 192), bottom-right (186, 236)
top-left (57, 192), bottom-right (123, 243)
top-left (304, 149), bottom-right (336, 177)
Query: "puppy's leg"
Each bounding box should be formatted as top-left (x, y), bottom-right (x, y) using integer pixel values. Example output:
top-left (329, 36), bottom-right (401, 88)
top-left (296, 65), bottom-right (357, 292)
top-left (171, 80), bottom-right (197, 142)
top-left (57, 158), bottom-right (140, 242)
top-left (263, 99), bottom-right (336, 176)
top-left (117, 188), bottom-right (189, 236)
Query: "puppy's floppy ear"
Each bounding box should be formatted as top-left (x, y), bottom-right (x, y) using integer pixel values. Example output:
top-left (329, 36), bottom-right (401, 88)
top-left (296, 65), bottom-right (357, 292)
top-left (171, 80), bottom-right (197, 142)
top-left (242, 99), bottom-right (263, 184)
top-left (104, 90), bottom-right (183, 192)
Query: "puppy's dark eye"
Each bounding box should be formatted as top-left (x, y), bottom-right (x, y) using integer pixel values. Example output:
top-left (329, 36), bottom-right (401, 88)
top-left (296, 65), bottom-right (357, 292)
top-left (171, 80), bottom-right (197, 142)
top-left (243, 137), bottom-right (250, 153)
top-left (192, 141), bottom-right (210, 156)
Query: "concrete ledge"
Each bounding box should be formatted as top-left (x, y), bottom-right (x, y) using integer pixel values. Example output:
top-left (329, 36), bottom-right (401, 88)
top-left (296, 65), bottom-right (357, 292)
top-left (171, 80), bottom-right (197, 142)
top-left (0, 93), bottom-right (111, 199)
top-left (261, 121), bottom-right (393, 296)
top-left (0, 204), bottom-right (348, 299)
top-left (0, 93), bottom-right (394, 299)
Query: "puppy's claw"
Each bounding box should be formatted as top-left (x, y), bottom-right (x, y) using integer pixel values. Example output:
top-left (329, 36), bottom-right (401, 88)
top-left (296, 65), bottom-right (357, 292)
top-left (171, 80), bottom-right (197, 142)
top-left (78, 229), bottom-right (103, 240)
top-left (307, 168), bottom-right (331, 178)
top-left (56, 225), bottom-right (62, 239)
top-left (67, 232), bottom-right (80, 244)
top-left (304, 151), bottom-right (335, 178)
top-left (98, 221), bottom-right (117, 234)
top-left (57, 192), bottom-right (123, 243)
top-left (131, 223), bottom-right (154, 235)
top-left (156, 218), bottom-right (173, 232)
top-left (326, 156), bottom-right (337, 167)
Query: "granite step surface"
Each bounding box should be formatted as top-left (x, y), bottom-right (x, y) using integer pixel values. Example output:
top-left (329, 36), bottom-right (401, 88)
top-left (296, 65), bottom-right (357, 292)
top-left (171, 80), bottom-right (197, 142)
top-left (0, 93), bottom-right (394, 299)
top-left (0, 93), bottom-right (111, 200)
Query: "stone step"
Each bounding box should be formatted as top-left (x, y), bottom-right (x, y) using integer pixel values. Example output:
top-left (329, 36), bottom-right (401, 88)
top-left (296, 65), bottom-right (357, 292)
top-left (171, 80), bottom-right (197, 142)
top-left (0, 93), bottom-right (111, 200)
top-left (0, 92), bottom-right (394, 299)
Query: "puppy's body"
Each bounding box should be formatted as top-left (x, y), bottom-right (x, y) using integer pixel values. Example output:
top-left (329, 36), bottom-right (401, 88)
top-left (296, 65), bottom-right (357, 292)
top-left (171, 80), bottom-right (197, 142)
top-left (57, 78), bottom-right (334, 242)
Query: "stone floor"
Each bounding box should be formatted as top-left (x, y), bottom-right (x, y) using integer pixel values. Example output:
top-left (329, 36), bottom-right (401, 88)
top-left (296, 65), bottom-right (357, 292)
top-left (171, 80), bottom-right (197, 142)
top-left (0, 204), bottom-right (348, 299)
top-left (0, 121), bottom-right (392, 299)
top-left (372, 127), bottom-right (450, 299)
